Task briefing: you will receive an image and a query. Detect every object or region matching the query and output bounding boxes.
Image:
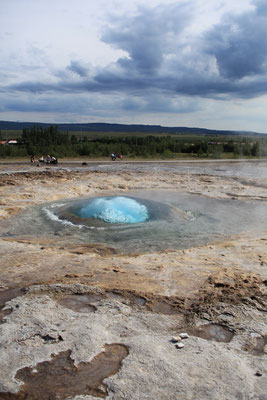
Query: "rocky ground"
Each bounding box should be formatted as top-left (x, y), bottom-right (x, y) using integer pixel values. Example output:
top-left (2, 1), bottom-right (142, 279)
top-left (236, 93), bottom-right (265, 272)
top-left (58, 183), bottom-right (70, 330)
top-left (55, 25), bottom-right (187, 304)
top-left (0, 161), bottom-right (266, 400)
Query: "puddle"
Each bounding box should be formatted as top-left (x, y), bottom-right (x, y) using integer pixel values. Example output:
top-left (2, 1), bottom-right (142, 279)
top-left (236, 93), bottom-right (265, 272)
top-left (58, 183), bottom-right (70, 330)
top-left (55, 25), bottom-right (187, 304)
top-left (147, 300), bottom-right (176, 315)
top-left (106, 290), bottom-right (183, 314)
top-left (135, 296), bottom-right (147, 306)
top-left (106, 290), bottom-right (147, 307)
top-left (0, 344), bottom-right (129, 399)
top-left (0, 288), bottom-right (26, 322)
top-left (189, 324), bottom-right (234, 342)
top-left (58, 290), bottom-right (183, 315)
top-left (106, 291), bottom-right (125, 302)
top-left (57, 295), bottom-right (98, 313)
top-left (0, 288), bottom-right (26, 309)
top-left (38, 288), bottom-right (183, 317)
top-left (250, 335), bottom-right (267, 356)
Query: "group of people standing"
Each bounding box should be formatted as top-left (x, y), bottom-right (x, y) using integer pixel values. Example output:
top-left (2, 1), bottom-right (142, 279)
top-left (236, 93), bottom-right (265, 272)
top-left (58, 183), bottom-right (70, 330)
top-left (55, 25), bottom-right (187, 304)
top-left (30, 155), bottom-right (58, 165)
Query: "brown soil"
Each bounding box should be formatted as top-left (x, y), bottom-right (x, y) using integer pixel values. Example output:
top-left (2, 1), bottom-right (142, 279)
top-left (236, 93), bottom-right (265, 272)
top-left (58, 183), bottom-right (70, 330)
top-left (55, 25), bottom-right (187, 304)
top-left (190, 269), bottom-right (266, 314)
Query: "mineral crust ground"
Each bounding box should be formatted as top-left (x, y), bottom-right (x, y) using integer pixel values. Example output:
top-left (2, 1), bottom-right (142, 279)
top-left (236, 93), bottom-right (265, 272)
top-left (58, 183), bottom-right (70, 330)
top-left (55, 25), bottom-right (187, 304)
top-left (0, 161), bottom-right (266, 400)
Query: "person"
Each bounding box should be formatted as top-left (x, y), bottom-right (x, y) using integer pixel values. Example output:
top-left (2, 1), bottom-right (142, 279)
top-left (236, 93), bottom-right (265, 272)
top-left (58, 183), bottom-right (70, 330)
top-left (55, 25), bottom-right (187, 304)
top-left (39, 155), bottom-right (44, 162)
top-left (46, 155), bottom-right (51, 164)
top-left (51, 156), bottom-right (58, 164)
top-left (30, 155), bottom-right (35, 164)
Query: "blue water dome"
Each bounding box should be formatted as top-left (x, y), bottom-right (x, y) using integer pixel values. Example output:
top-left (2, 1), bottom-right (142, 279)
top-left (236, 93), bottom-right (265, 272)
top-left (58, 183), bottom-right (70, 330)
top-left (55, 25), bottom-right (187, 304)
top-left (76, 196), bottom-right (149, 224)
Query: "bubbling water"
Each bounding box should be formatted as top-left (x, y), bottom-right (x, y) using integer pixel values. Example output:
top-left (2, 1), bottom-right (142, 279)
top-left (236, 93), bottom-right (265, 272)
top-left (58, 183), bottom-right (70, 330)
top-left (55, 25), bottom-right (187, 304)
top-left (1, 191), bottom-right (267, 254)
top-left (58, 195), bottom-right (172, 229)
top-left (73, 196), bottom-right (149, 224)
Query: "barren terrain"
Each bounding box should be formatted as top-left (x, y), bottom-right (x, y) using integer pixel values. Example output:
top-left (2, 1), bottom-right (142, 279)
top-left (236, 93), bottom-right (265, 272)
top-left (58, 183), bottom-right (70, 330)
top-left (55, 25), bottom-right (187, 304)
top-left (0, 161), bottom-right (266, 400)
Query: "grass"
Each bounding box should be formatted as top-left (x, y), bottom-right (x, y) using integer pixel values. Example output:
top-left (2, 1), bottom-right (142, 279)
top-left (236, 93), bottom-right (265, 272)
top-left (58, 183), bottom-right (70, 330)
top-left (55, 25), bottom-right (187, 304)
top-left (1, 129), bottom-right (244, 142)
top-left (0, 130), bottom-right (22, 139)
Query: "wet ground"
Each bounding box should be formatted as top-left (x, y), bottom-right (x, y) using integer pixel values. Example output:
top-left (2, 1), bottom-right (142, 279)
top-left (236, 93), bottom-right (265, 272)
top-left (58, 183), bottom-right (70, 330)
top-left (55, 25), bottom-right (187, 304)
top-left (1, 158), bottom-right (267, 179)
top-left (188, 324), bottom-right (234, 342)
top-left (0, 345), bottom-right (129, 399)
top-left (0, 281), bottom-right (266, 399)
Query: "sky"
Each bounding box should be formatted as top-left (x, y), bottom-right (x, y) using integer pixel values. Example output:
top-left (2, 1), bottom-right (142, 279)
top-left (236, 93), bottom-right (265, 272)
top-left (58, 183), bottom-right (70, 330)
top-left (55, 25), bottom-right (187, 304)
top-left (1, 0), bottom-right (267, 132)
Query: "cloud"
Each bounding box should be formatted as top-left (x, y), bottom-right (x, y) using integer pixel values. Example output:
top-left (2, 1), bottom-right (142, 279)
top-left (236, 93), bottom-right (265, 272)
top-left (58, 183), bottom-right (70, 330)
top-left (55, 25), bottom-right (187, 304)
top-left (204, 0), bottom-right (267, 79)
top-left (0, 89), bottom-right (198, 117)
top-left (253, 0), bottom-right (267, 14)
top-left (121, 94), bottom-right (199, 113)
top-left (95, 0), bottom-right (267, 99)
top-left (66, 60), bottom-right (89, 77)
top-left (2, 0), bottom-right (267, 108)
top-left (0, 94), bottom-right (90, 114)
top-left (102, 3), bottom-right (191, 74)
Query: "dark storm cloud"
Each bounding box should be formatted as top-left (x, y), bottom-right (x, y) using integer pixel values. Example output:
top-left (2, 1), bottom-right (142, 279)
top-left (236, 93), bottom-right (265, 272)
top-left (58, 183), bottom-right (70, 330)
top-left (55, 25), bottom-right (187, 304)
top-left (95, 0), bottom-right (267, 98)
top-left (204, 0), bottom-right (267, 79)
top-left (102, 3), bottom-right (191, 74)
top-left (3, 0), bottom-right (267, 103)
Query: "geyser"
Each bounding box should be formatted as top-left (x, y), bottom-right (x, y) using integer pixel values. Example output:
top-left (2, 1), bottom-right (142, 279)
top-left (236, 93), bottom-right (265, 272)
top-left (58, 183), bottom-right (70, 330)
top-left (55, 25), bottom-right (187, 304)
top-left (73, 196), bottom-right (149, 224)
top-left (4, 191), bottom-right (267, 254)
top-left (59, 195), bottom-right (172, 228)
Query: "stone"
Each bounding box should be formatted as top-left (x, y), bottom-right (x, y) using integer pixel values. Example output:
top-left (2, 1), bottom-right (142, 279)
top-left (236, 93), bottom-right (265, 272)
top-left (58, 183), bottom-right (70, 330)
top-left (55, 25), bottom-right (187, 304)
top-left (172, 336), bottom-right (182, 343)
top-left (179, 333), bottom-right (189, 339)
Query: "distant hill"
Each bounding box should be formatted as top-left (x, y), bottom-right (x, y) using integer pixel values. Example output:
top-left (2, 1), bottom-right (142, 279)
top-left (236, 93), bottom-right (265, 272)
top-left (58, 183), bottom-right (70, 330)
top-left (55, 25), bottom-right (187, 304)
top-left (0, 120), bottom-right (265, 136)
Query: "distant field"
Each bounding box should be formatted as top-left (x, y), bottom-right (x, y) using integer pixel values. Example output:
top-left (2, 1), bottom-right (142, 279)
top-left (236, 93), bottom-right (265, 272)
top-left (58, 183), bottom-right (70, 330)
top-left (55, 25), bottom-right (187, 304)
top-left (1, 129), bottom-right (185, 139)
top-left (1, 130), bottom-right (22, 139)
top-left (72, 131), bottom-right (241, 143)
top-left (1, 127), bottom-right (264, 160)
top-left (0, 129), bottom-right (240, 142)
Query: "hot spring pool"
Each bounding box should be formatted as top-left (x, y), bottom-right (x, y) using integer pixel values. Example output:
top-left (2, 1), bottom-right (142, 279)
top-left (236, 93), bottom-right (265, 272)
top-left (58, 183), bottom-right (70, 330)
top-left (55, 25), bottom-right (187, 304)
top-left (70, 196), bottom-right (150, 224)
top-left (56, 195), bottom-right (172, 227)
top-left (2, 191), bottom-right (267, 253)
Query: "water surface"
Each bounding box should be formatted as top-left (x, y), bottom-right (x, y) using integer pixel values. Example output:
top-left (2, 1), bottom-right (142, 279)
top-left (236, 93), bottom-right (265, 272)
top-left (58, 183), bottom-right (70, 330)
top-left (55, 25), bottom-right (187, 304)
top-left (2, 190), bottom-right (267, 253)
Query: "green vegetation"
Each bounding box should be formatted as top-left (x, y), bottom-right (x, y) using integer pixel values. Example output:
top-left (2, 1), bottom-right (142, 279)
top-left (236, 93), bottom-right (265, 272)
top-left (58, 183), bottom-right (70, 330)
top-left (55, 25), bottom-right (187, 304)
top-left (0, 125), bottom-right (267, 159)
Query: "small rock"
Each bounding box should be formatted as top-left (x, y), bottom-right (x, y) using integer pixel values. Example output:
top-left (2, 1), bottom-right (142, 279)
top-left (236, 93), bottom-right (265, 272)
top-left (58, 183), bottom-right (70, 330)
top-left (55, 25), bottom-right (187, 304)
top-left (202, 313), bottom-right (212, 321)
top-left (179, 333), bottom-right (189, 339)
top-left (172, 336), bottom-right (181, 343)
top-left (250, 332), bottom-right (261, 338)
top-left (176, 342), bottom-right (185, 349)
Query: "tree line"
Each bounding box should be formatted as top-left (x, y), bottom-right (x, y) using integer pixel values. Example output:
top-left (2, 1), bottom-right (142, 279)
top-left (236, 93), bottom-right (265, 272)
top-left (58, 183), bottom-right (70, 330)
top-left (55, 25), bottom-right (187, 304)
top-left (0, 125), bottom-right (267, 159)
